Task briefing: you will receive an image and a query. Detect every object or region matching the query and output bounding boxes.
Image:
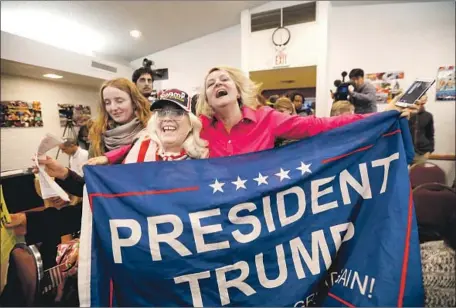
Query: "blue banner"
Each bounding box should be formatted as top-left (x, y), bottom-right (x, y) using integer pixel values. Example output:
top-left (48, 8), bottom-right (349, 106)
top-left (78, 111), bottom-right (423, 307)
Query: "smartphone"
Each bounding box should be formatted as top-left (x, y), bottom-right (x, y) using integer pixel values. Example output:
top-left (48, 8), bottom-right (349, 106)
top-left (395, 78), bottom-right (435, 108)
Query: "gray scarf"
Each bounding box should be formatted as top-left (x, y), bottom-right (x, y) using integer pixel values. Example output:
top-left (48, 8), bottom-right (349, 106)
top-left (103, 118), bottom-right (143, 152)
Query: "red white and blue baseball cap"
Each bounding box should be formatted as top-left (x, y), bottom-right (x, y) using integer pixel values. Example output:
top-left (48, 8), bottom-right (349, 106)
top-left (150, 89), bottom-right (191, 112)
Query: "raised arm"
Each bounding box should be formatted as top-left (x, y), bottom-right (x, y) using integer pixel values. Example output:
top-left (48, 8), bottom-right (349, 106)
top-left (55, 169), bottom-right (85, 197)
top-left (270, 108), bottom-right (369, 140)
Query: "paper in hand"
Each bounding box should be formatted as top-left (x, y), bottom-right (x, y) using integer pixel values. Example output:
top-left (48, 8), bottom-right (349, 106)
top-left (37, 133), bottom-right (63, 156)
top-left (34, 154), bottom-right (70, 202)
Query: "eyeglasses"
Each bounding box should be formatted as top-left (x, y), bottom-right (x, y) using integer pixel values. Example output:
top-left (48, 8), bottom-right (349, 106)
top-left (155, 108), bottom-right (186, 118)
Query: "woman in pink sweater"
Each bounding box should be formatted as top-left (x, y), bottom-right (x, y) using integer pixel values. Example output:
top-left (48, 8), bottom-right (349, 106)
top-left (196, 66), bottom-right (413, 158)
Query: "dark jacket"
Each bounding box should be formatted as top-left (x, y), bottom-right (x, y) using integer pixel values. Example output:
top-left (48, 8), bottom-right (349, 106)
top-left (350, 82), bottom-right (378, 114)
top-left (408, 108), bottom-right (435, 155)
top-left (25, 170), bottom-right (84, 245)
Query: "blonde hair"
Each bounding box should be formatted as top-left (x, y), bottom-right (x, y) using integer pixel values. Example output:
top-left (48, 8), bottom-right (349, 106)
top-left (330, 100), bottom-right (355, 117)
top-left (146, 112), bottom-right (209, 159)
top-left (274, 97), bottom-right (297, 115)
top-left (89, 78), bottom-right (151, 157)
top-left (196, 66), bottom-right (261, 118)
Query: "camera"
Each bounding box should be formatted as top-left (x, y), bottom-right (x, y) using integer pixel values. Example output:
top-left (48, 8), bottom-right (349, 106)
top-left (61, 106), bottom-right (74, 120)
top-left (143, 58), bottom-right (154, 69)
top-left (333, 71), bottom-right (353, 101)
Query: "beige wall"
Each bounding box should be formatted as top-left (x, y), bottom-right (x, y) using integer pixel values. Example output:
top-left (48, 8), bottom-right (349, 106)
top-left (1, 74), bottom-right (99, 171)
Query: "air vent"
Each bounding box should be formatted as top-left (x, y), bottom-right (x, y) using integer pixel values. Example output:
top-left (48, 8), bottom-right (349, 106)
top-left (251, 1), bottom-right (316, 32)
top-left (91, 61), bottom-right (117, 73)
top-left (251, 9), bottom-right (281, 32)
top-left (283, 2), bottom-right (316, 26)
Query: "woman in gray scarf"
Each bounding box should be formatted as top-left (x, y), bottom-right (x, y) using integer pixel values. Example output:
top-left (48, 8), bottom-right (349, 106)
top-left (88, 78), bottom-right (151, 158)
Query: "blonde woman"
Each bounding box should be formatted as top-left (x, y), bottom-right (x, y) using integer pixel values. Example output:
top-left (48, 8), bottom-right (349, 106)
top-left (88, 89), bottom-right (208, 164)
top-left (330, 100), bottom-right (355, 117)
top-left (88, 78), bottom-right (151, 158)
top-left (197, 66), bottom-right (414, 158)
top-left (274, 96), bottom-right (297, 116)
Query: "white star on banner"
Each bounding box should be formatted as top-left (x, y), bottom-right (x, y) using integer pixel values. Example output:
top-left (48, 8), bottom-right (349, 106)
top-left (275, 168), bottom-right (291, 182)
top-left (253, 173), bottom-right (269, 186)
top-left (232, 176), bottom-right (247, 190)
top-left (297, 162), bottom-right (312, 175)
top-left (209, 179), bottom-right (225, 194)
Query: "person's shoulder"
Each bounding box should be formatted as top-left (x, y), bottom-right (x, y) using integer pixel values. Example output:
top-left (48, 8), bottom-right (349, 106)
top-left (80, 148), bottom-right (89, 157)
top-left (365, 81), bottom-right (376, 90)
top-left (254, 105), bottom-right (275, 117)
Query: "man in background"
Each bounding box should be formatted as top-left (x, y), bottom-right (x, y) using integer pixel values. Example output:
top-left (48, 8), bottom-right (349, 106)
top-left (289, 92), bottom-right (307, 116)
top-left (408, 95), bottom-right (435, 164)
top-left (59, 138), bottom-right (88, 176)
top-left (348, 68), bottom-right (377, 114)
top-left (132, 66), bottom-right (154, 100)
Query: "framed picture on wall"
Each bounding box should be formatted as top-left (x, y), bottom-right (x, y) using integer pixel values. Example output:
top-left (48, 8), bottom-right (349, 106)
top-left (365, 71), bottom-right (405, 104)
top-left (58, 104), bottom-right (92, 127)
top-left (0, 101), bottom-right (43, 128)
top-left (436, 66), bottom-right (455, 101)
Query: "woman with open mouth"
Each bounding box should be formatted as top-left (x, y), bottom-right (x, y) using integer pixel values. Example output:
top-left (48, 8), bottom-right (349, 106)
top-left (197, 66), bottom-right (414, 158)
top-left (88, 88), bottom-right (208, 164)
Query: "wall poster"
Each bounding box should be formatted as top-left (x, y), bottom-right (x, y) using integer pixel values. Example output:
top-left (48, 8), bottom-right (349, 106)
top-left (365, 71), bottom-right (405, 104)
top-left (436, 66), bottom-right (455, 101)
top-left (58, 104), bottom-right (92, 127)
top-left (0, 100), bottom-right (43, 128)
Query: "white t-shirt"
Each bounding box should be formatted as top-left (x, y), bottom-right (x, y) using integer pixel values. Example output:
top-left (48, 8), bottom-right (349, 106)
top-left (70, 147), bottom-right (89, 176)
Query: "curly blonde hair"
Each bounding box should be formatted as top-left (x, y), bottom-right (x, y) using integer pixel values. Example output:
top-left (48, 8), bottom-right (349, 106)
top-left (89, 78), bottom-right (151, 157)
top-left (196, 66), bottom-right (262, 118)
top-left (146, 112), bottom-right (209, 159)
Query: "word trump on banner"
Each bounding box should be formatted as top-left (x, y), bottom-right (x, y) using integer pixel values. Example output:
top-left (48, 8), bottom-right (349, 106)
top-left (79, 111), bottom-right (423, 307)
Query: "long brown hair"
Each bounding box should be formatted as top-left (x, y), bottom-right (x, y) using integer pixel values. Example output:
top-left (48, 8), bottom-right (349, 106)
top-left (89, 78), bottom-right (151, 156)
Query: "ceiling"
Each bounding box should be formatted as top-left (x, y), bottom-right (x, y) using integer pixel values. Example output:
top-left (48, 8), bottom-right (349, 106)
top-left (1, 1), bottom-right (266, 63)
top-left (332, 0), bottom-right (445, 6)
top-left (1, 59), bottom-right (105, 89)
top-left (250, 66), bottom-right (317, 90)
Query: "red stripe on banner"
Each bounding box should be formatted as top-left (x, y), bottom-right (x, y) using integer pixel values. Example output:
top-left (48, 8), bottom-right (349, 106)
top-left (137, 139), bottom-right (152, 162)
top-left (382, 129), bottom-right (401, 137)
top-left (322, 145), bottom-right (374, 164)
top-left (91, 186), bottom-right (199, 199)
top-left (328, 292), bottom-right (356, 307)
top-left (89, 186), bottom-right (199, 208)
top-left (109, 279), bottom-right (113, 307)
top-left (397, 187), bottom-right (414, 307)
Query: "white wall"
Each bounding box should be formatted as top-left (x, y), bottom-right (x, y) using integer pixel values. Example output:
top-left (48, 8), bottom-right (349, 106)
top-left (131, 25), bottom-right (242, 96)
top-left (241, 1), bottom-right (332, 116)
top-left (1, 75), bottom-right (99, 171)
top-left (248, 22), bottom-right (319, 72)
top-left (245, 1), bottom-right (321, 72)
top-left (1, 31), bottom-right (134, 81)
top-left (327, 1), bottom-right (455, 183)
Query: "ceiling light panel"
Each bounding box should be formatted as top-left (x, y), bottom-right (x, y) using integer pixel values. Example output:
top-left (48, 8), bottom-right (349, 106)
top-left (1, 6), bottom-right (105, 56)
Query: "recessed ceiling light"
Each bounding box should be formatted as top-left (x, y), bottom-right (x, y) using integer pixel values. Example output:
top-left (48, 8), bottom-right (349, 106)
top-left (43, 73), bottom-right (63, 79)
top-left (130, 30), bottom-right (142, 38)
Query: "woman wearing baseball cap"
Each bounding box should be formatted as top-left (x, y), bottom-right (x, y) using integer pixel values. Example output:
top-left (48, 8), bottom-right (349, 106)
top-left (88, 88), bottom-right (208, 164)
